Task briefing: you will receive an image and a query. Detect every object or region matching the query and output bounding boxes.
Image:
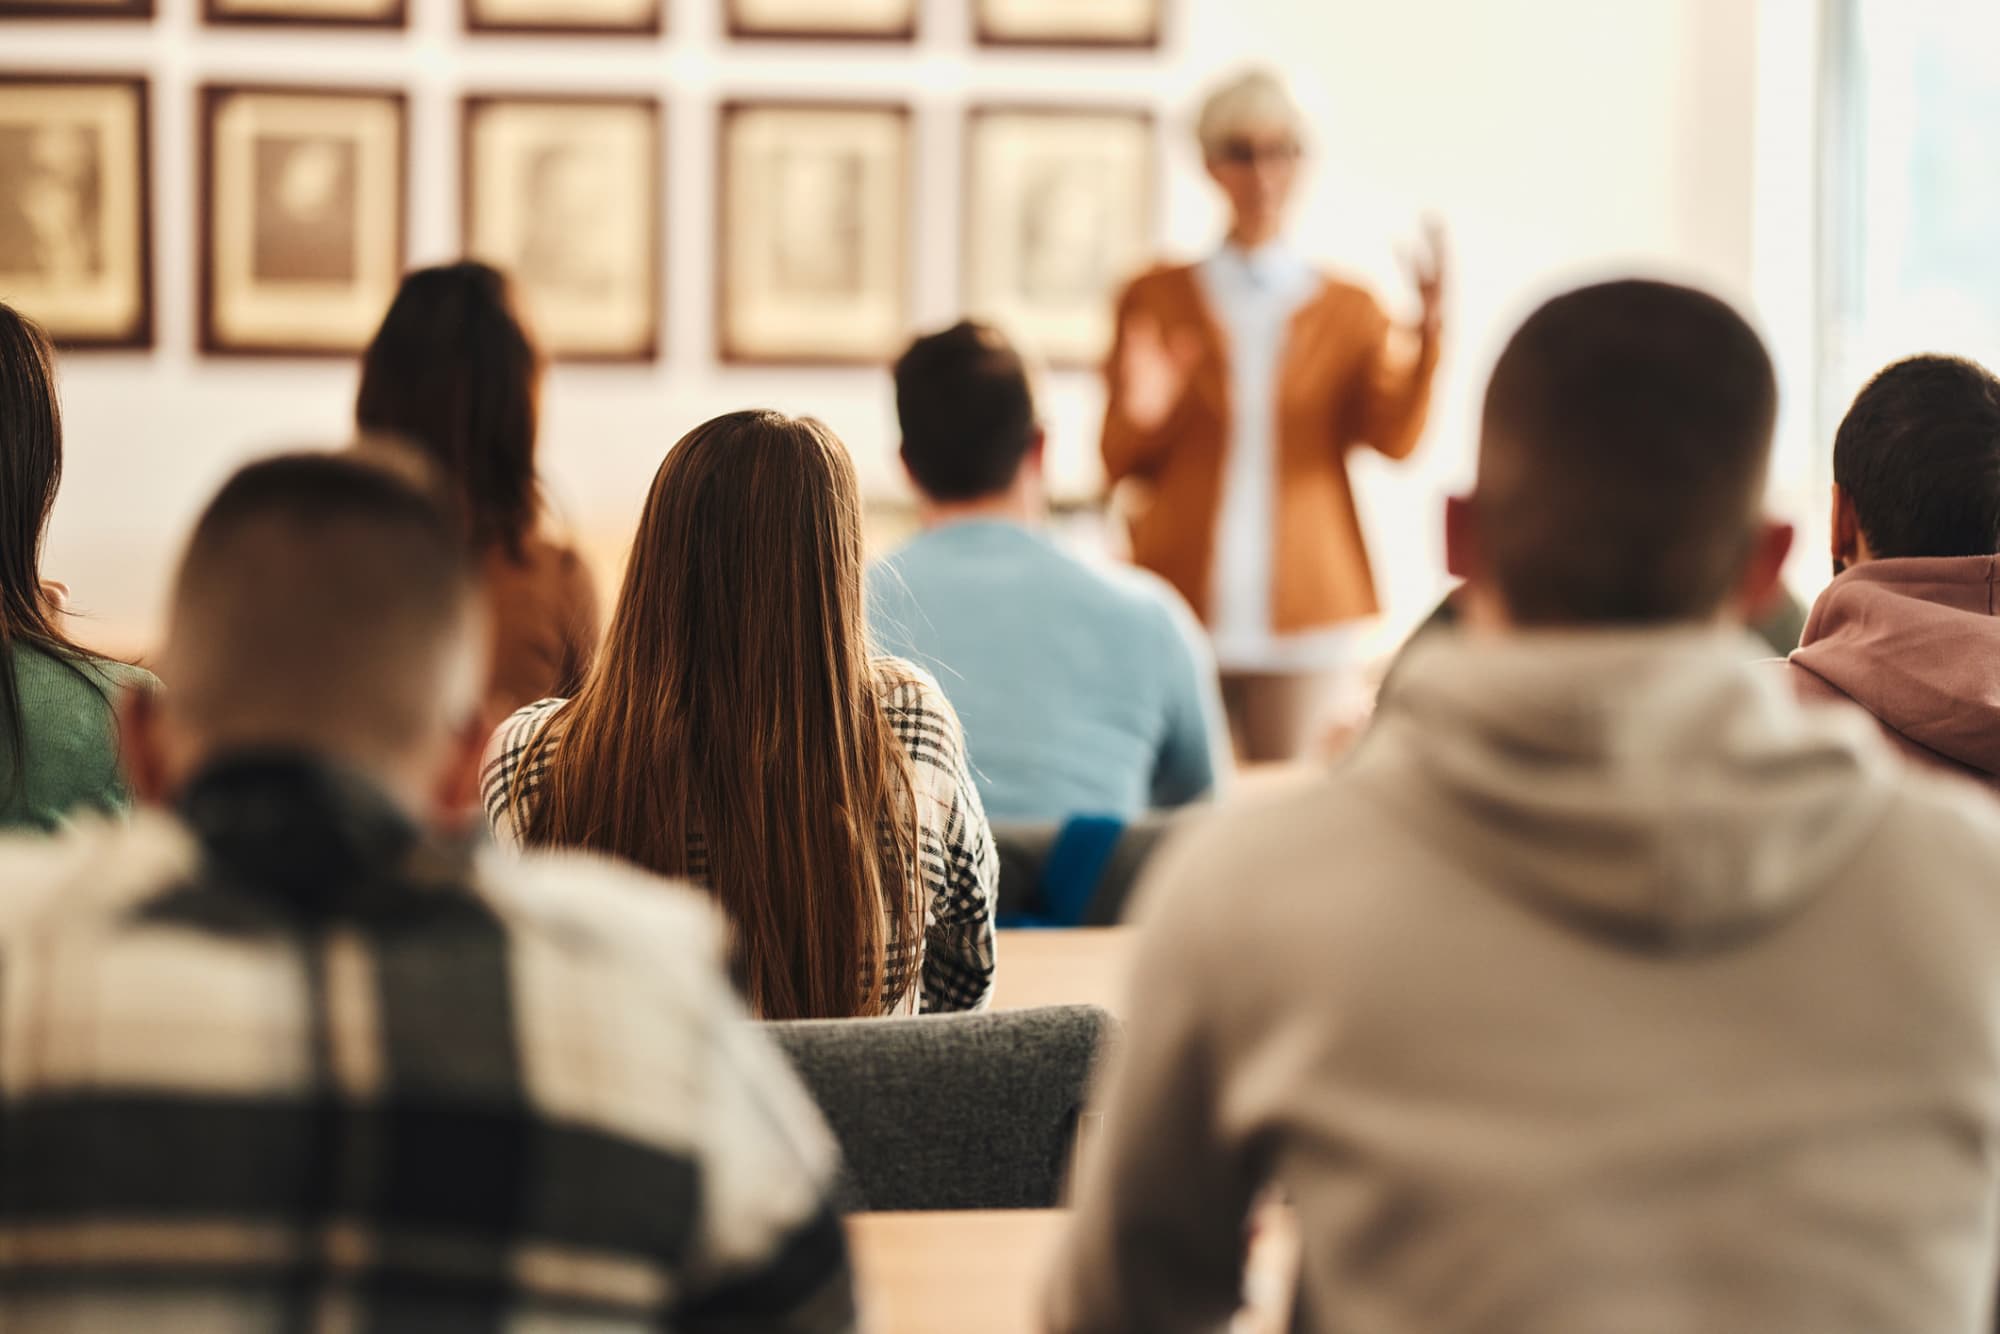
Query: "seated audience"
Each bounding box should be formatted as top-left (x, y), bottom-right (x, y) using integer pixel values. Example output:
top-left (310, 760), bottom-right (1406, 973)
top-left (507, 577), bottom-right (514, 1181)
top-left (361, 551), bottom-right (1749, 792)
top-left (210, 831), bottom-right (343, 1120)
top-left (357, 261), bottom-right (600, 725)
top-left (0, 301), bottom-right (157, 832)
top-left (1780, 354), bottom-right (2000, 786)
top-left (0, 452), bottom-right (854, 1329)
top-left (1049, 281), bottom-right (2000, 1334)
top-left (869, 322), bottom-right (1226, 823)
top-left (484, 409), bottom-right (997, 1019)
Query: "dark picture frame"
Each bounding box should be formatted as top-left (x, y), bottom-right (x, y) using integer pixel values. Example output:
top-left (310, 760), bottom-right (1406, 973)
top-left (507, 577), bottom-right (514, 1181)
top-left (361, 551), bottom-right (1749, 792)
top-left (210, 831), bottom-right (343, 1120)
top-left (725, 0), bottom-right (915, 42)
top-left (463, 0), bottom-right (662, 36)
top-left (0, 0), bottom-right (154, 19)
top-left (0, 71), bottom-right (154, 350)
top-left (973, 0), bottom-right (1163, 49)
top-left (198, 83), bottom-right (408, 358)
top-left (962, 103), bottom-right (1157, 368)
top-left (202, 0), bottom-right (405, 28)
top-left (461, 92), bottom-right (664, 364)
top-left (716, 99), bottom-right (912, 366)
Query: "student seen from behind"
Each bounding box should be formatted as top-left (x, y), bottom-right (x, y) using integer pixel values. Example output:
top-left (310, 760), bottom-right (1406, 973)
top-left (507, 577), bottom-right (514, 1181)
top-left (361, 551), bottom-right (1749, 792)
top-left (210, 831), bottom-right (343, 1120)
top-left (357, 261), bottom-right (600, 725)
top-left (1050, 280), bottom-right (2000, 1334)
top-left (0, 450), bottom-right (855, 1330)
top-left (1778, 354), bottom-right (2000, 787)
top-left (870, 321), bottom-right (1226, 824)
top-left (0, 300), bottom-right (157, 832)
top-left (484, 409), bottom-right (998, 1019)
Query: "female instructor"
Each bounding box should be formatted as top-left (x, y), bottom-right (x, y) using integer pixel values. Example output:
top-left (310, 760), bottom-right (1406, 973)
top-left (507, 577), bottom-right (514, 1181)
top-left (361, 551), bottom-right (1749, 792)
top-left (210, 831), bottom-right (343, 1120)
top-left (1102, 69), bottom-right (1445, 763)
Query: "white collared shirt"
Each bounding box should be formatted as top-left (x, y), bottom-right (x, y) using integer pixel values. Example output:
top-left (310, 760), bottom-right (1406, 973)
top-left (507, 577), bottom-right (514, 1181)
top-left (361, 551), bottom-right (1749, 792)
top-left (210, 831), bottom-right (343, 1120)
top-left (1197, 243), bottom-right (1365, 672)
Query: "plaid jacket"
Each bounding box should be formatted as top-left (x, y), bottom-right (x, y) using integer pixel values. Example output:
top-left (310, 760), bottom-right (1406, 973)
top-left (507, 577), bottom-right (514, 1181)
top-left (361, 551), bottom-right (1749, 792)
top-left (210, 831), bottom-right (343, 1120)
top-left (481, 659), bottom-right (999, 1016)
top-left (0, 755), bottom-right (856, 1333)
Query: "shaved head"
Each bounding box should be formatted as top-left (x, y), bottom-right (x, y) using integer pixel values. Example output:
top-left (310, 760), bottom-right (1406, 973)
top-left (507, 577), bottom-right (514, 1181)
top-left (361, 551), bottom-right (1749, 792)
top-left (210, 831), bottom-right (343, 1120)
top-left (150, 451), bottom-right (487, 796)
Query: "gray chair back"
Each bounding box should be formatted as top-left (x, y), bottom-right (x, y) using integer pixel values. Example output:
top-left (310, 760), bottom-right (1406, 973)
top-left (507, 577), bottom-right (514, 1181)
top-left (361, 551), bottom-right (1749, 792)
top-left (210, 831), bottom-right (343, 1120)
top-left (764, 1004), bottom-right (1117, 1212)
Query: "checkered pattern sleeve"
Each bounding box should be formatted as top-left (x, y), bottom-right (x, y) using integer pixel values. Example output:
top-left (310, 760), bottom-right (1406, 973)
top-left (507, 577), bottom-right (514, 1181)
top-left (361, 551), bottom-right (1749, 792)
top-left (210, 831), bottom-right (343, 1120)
top-left (879, 661), bottom-right (999, 1014)
top-left (674, 926), bottom-right (858, 1332)
top-left (480, 698), bottom-right (567, 850)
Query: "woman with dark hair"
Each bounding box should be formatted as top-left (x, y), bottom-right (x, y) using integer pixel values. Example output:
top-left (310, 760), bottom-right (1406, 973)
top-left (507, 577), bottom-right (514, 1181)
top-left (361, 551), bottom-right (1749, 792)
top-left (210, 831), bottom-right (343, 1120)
top-left (0, 302), bottom-right (157, 830)
top-left (480, 410), bottom-right (998, 1020)
top-left (357, 262), bottom-right (600, 725)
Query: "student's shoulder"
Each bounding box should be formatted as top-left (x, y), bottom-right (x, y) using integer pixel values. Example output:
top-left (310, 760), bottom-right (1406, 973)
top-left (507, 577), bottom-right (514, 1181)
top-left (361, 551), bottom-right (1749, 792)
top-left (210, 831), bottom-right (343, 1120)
top-left (489, 697), bottom-right (567, 753)
top-left (1867, 766), bottom-right (2000, 872)
top-left (871, 657), bottom-right (968, 763)
top-left (1135, 770), bottom-right (1379, 935)
top-left (1079, 558), bottom-right (1209, 656)
top-left (14, 645), bottom-right (157, 700)
top-left (872, 655), bottom-right (951, 714)
top-left (0, 808), bottom-right (197, 940)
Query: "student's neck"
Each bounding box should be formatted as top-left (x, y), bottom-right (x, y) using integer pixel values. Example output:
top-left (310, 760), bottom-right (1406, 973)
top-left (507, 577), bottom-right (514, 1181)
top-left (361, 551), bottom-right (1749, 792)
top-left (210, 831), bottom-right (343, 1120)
top-left (918, 487), bottom-right (1040, 533)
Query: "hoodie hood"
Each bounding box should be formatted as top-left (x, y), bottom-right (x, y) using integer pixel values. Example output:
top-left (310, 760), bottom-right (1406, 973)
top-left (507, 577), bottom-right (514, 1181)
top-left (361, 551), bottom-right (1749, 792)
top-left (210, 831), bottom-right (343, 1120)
top-left (1789, 556), bottom-right (2000, 779)
top-left (1372, 628), bottom-right (1897, 952)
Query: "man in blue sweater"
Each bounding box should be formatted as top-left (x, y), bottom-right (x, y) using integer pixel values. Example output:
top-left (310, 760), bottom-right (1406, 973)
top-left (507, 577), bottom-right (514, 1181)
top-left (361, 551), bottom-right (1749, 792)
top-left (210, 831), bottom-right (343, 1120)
top-left (869, 321), bottom-right (1227, 824)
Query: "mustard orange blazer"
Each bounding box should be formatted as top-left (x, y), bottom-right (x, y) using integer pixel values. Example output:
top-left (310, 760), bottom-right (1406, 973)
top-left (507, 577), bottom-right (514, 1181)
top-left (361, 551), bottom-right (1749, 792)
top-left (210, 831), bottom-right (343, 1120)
top-left (1101, 262), bottom-right (1440, 633)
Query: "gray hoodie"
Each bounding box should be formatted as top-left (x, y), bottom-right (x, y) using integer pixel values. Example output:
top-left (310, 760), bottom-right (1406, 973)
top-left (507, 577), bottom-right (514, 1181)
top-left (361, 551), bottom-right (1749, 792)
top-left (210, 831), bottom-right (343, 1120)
top-left (1051, 628), bottom-right (2000, 1334)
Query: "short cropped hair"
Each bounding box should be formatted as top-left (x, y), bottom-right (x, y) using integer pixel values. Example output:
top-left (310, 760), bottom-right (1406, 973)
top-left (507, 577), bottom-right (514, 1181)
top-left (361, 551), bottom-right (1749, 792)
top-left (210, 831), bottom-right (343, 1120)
top-left (166, 450), bottom-right (485, 754)
top-left (1196, 69), bottom-right (1304, 161)
top-left (1832, 355), bottom-right (2000, 559)
top-left (1476, 280), bottom-right (1778, 626)
top-left (894, 321), bottom-right (1038, 503)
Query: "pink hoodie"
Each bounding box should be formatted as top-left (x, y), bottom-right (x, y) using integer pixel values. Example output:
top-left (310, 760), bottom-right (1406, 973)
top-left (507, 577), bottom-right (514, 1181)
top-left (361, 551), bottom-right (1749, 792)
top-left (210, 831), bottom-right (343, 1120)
top-left (1780, 556), bottom-right (2000, 788)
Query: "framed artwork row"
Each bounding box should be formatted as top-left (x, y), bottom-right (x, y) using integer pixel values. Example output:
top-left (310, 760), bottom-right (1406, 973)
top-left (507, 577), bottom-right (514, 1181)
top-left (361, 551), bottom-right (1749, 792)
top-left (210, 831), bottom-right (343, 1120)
top-left (0, 78), bottom-right (1158, 367)
top-left (0, 0), bottom-right (1162, 42)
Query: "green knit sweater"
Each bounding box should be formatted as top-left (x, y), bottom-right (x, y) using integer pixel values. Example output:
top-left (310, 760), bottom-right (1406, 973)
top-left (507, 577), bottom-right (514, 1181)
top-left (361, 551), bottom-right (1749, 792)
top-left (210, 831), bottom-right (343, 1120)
top-left (0, 644), bottom-right (158, 833)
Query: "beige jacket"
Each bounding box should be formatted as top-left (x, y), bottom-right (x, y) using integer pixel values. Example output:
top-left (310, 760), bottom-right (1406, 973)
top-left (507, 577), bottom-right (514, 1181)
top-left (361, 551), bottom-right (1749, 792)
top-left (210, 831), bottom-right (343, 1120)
top-left (1051, 628), bottom-right (2000, 1334)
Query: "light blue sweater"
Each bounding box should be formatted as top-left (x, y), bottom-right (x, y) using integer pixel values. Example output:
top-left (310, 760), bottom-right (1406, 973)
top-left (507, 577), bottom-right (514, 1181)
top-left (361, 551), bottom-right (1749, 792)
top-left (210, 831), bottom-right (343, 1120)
top-left (868, 520), bottom-right (1226, 824)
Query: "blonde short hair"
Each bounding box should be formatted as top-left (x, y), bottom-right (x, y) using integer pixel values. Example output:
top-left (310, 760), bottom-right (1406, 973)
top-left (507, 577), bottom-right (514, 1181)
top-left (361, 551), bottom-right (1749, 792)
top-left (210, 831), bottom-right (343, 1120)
top-left (1196, 69), bottom-right (1305, 161)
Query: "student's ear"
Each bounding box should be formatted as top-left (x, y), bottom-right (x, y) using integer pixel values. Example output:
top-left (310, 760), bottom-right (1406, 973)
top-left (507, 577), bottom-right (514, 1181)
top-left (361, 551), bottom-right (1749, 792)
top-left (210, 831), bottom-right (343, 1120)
top-left (432, 717), bottom-right (489, 828)
top-left (1830, 483), bottom-right (1863, 573)
top-left (1735, 518), bottom-right (1795, 620)
top-left (1443, 494), bottom-right (1480, 581)
top-left (1018, 427), bottom-right (1049, 485)
top-left (118, 686), bottom-right (172, 806)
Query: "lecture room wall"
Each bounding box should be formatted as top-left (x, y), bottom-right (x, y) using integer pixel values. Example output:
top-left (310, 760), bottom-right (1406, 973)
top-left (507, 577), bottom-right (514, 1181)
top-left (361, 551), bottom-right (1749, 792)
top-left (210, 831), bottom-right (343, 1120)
top-left (8, 0), bottom-right (1771, 651)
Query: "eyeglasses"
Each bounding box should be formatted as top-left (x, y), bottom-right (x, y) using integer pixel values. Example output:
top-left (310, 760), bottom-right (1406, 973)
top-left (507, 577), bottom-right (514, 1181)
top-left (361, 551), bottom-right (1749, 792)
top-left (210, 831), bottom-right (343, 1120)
top-left (1216, 137), bottom-right (1302, 168)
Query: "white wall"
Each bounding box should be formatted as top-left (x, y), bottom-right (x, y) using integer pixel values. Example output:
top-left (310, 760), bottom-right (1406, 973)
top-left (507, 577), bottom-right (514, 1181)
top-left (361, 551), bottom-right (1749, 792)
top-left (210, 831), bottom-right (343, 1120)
top-left (7, 0), bottom-right (1792, 653)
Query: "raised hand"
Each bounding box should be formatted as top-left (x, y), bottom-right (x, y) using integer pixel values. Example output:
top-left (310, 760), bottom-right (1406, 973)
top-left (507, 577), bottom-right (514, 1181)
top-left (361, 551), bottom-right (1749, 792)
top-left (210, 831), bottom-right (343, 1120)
top-left (1119, 316), bottom-right (1205, 435)
top-left (1401, 216), bottom-right (1447, 338)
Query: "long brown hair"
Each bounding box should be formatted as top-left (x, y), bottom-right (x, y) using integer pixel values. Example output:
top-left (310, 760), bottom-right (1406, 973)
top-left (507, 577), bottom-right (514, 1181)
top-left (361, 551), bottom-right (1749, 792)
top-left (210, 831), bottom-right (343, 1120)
top-left (0, 303), bottom-right (110, 804)
top-left (355, 262), bottom-right (541, 558)
top-left (515, 410), bottom-right (922, 1019)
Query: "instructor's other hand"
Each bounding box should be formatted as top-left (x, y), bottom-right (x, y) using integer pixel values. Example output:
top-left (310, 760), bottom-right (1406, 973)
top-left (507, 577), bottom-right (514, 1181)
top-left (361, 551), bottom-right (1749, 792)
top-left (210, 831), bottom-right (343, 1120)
top-left (1120, 317), bottom-right (1203, 435)
top-left (1402, 216), bottom-right (1447, 339)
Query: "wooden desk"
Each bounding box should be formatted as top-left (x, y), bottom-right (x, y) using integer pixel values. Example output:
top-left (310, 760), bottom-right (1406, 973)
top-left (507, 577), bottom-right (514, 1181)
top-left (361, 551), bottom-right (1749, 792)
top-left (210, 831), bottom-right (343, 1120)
top-left (845, 1206), bottom-right (1298, 1334)
top-left (993, 927), bottom-right (1135, 1017)
top-left (847, 1209), bottom-right (1064, 1334)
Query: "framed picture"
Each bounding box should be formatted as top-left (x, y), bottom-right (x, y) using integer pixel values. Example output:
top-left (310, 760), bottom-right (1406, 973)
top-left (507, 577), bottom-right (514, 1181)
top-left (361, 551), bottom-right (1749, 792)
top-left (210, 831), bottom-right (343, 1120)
top-left (465, 0), bottom-right (660, 35)
top-left (726, 0), bottom-right (914, 40)
top-left (200, 85), bottom-right (406, 357)
top-left (0, 74), bottom-right (151, 349)
top-left (974, 0), bottom-right (1161, 48)
top-left (964, 105), bottom-right (1155, 367)
top-left (717, 101), bottom-right (910, 365)
top-left (0, 0), bottom-right (152, 18)
top-left (463, 95), bottom-right (662, 363)
top-left (204, 0), bottom-right (404, 27)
